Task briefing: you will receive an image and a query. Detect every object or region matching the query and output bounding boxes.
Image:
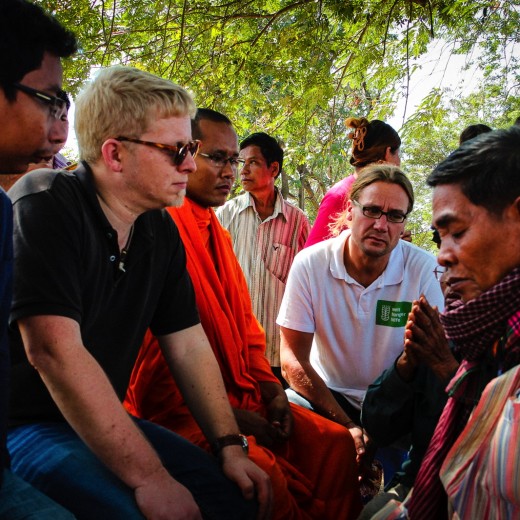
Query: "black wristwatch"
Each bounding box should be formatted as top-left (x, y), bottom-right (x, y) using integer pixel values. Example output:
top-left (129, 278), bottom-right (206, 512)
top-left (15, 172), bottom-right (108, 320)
top-left (211, 434), bottom-right (249, 456)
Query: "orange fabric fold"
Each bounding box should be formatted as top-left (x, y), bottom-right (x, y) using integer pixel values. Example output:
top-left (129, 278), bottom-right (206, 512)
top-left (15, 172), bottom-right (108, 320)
top-left (125, 198), bottom-right (361, 520)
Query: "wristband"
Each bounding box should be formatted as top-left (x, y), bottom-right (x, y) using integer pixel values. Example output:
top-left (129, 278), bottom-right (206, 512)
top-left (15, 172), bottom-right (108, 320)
top-left (211, 434), bottom-right (249, 456)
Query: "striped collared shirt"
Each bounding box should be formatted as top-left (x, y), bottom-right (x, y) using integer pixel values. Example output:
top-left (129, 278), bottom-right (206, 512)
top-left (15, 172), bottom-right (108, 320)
top-left (216, 189), bottom-right (310, 366)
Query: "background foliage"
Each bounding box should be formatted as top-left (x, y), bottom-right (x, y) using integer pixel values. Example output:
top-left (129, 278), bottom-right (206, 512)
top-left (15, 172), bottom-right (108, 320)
top-left (40, 0), bottom-right (519, 252)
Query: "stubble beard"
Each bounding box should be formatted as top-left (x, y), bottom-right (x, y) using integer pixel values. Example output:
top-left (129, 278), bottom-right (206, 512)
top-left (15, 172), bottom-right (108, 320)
top-left (169, 189), bottom-right (186, 207)
top-left (360, 236), bottom-right (393, 258)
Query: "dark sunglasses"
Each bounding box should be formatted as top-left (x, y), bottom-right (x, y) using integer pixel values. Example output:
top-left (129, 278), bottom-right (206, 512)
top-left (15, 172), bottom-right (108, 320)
top-left (115, 136), bottom-right (200, 166)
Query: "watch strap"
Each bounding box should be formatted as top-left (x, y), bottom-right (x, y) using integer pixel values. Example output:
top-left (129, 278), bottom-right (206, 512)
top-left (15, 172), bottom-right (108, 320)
top-left (211, 434), bottom-right (249, 455)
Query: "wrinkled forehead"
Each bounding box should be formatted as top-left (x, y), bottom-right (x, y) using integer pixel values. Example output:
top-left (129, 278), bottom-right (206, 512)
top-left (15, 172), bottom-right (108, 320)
top-left (357, 181), bottom-right (409, 209)
top-left (431, 183), bottom-right (469, 229)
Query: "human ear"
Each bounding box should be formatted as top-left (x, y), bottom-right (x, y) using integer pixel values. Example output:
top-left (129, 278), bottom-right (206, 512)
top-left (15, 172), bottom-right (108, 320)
top-left (507, 196), bottom-right (520, 223)
top-left (384, 146), bottom-right (400, 166)
top-left (269, 161), bottom-right (279, 178)
top-left (346, 200), bottom-right (354, 221)
top-left (101, 139), bottom-right (124, 172)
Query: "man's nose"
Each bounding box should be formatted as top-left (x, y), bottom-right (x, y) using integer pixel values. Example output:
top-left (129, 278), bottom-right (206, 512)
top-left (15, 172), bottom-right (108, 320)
top-left (49, 117), bottom-right (69, 147)
top-left (372, 215), bottom-right (389, 231)
top-left (222, 161), bottom-right (236, 178)
top-left (437, 241), bottom-right (455, 269)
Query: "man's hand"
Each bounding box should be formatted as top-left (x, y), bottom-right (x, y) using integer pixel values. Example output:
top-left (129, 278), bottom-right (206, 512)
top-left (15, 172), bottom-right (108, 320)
top-left (396, 348), bottom-right (419, 382)
top-left (234, 409), bottom-right (286, 447)
top-left (404, 296), bottom-right (459, 382)
top-left (134, 466), bottom-right (202, 520)
top-left (347, 424), bottom-right (378, 487)
top-left (220, 446), bottom-right (273, 520)
top-left (259, 381), bottom-right (293, 439)
top-left (347, 424), bottom-right (371, 465)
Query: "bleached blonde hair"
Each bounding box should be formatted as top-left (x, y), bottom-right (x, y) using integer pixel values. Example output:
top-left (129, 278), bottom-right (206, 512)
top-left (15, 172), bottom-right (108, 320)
top-left (75, 66), bottom-right (196, 163)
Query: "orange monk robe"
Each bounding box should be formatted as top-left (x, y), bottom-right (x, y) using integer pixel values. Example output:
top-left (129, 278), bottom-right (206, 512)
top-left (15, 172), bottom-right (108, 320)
top-left (124, 198), bottom-right (362, 520)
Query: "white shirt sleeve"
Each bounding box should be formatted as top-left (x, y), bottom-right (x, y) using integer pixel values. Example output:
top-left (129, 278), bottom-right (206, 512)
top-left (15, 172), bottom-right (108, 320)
top-left (276, 250), bottom-right (316, 333)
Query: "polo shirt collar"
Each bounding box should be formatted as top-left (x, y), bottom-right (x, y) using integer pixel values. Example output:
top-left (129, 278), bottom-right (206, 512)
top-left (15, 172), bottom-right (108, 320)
top-left (75, 161), bottom-right (113, 230)
top-left (75, 161), bottom-right (154, 241)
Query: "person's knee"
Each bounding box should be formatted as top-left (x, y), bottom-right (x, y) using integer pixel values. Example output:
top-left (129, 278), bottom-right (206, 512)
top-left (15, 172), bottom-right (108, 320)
top-left (0, 469), bottom-right (76, 520)
top-left (285, 388), bottom-right (314, 410)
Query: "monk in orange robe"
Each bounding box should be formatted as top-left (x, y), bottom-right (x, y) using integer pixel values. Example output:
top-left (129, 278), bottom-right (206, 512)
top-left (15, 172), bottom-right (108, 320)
top-left (124, 109), bottom-right (361, 520)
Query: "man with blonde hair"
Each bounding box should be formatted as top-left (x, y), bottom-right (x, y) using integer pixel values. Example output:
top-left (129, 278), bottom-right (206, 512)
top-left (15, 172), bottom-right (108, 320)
top-left (125, 108), bottom-right (362, 520)
top-left (7, 66), bottom-right (270, 519)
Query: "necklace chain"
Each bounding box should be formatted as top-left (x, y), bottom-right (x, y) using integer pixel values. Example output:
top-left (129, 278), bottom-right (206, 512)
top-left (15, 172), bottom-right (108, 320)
top-left (118, 224), bottom-right (134, 273)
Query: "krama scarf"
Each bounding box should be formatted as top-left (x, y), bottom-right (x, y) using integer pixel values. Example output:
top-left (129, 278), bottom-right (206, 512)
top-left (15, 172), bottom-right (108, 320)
top-left (407, 266), bottom-right (520, 519)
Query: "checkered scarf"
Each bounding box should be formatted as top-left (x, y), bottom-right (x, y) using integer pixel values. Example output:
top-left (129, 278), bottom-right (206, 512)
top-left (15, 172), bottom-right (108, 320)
top-left (441, 265), bottom-right (520, 369)
top-left (408, 266), bottom-right (520, 519)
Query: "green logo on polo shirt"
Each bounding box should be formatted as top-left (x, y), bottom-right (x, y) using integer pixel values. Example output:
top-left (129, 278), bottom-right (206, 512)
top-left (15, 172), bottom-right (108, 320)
top-left (376, 300), bottom-right (412, 327)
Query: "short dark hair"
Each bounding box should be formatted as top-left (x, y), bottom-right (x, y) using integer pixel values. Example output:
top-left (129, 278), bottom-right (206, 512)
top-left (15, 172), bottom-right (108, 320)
top-left (240, 132), bottom-right (283, 176)
top-left (0, 0), bottom-right (77, 100)
top-left (459, 123), bottom-right (492, 145)
top-left (192, 108), bottom-right (232, 140)
top-left (427, 126), bottom-right (520, 215)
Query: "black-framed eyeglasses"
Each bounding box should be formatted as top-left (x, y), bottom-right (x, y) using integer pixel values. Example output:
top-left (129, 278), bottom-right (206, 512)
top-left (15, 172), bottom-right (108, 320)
top-left (13, 83), bottom-right (67, 120)
top-left (198, 152), bottom-right (245, 171)
top-left (115, 137), bottom-right (200, 166)
top-left (352, 199), bottom-right (408, 224)
top-left (433, 265), bottom-right (447, 281)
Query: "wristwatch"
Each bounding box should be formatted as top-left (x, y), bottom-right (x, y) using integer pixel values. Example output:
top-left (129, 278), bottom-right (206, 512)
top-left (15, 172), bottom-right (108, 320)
top-left (211, 434), bottom-right (249, 456)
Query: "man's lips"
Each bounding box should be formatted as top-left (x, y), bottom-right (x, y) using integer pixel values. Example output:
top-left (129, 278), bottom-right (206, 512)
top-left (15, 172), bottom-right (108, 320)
top-left (365, 235), bottom-right (387, 246)
top-left (32, 156), bottom-right (53, 164)
top-left (446, 277), bottom-right (469, 291)
top-left (216, 182), bottom-right (232, 192)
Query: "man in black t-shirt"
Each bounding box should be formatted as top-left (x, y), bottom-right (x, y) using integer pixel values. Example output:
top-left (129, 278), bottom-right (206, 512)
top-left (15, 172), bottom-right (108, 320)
top-left (8, 66), bottom-right (271, 520)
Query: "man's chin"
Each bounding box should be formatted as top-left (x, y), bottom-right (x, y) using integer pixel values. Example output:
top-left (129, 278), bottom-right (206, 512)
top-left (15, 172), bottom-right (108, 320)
top-left (27, 158), bottom-right (53, 172)
top-left (366, 250), bottom-right (388, 259)
top-left (168, 190), bottom-right (186, 208)
top-left (361, 244), bottom-right (390, 258)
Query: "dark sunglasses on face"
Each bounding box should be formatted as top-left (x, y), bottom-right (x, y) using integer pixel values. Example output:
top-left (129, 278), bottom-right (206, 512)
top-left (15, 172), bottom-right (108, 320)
top-left (115, 137), bottom-right (200, 166)
top-left (13, 83), bottom-right (67, 120)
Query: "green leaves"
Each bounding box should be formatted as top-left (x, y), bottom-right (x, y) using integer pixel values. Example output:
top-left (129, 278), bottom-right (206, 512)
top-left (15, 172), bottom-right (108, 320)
top-left (42, 0), bottom-right (518, 231)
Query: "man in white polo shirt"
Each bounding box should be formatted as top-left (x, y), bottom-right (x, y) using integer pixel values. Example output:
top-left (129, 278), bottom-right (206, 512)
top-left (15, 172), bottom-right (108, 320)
top-left (278, 164), bottom-right (443, 482)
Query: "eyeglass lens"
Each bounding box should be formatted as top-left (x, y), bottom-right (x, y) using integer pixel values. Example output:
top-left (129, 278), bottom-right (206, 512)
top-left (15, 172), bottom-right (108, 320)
top-left (201, 153), bottom-right (243, 169)
top-left (354, 201), bottom-right (406, 223)
top-left (173, 141), bottom-right (200, 166)
top-left (13, 83), bottom-right (66, 120)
